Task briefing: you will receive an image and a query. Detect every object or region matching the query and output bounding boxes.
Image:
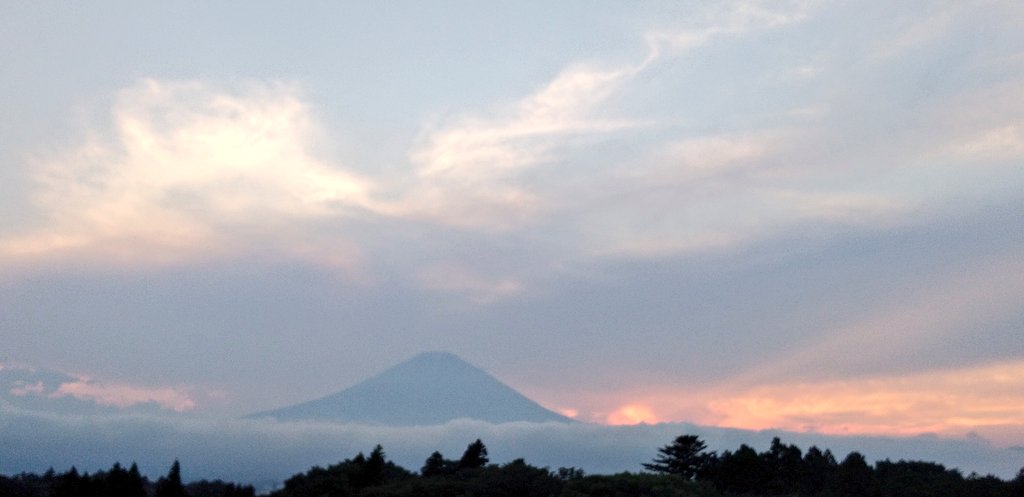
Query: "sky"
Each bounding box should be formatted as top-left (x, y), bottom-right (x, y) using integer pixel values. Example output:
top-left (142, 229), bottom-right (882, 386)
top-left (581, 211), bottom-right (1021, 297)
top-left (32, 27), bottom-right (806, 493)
top-left (1, 0), bottom-right (1023, 464)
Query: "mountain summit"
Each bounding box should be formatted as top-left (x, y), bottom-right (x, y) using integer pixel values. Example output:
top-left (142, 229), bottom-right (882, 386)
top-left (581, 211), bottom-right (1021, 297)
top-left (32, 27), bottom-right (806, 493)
top-left (250, 351), bottom-right (573, 425)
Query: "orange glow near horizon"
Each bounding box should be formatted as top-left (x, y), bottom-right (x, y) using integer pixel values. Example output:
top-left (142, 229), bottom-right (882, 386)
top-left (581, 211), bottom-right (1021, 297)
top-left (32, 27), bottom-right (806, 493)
top-left (606, 404), bottom-right (660, 425)
top-left (560, 360), bottom-right (1024, 446)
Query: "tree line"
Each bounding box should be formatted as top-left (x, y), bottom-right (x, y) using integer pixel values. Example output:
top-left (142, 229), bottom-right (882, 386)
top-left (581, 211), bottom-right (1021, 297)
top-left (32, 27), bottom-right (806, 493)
top-left (2, 435), bottom-right (1023, 496)
top-left (0, 460), bottom-right (253, 497)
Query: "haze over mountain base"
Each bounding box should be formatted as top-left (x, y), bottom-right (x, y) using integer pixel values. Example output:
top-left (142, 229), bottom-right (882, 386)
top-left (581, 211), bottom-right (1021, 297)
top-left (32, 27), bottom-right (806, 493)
top-left (2, 407), bottom-right (1020, 491)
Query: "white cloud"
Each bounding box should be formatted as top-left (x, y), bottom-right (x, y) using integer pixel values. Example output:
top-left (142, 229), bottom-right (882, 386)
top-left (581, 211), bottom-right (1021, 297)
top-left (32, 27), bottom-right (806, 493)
top-left (397, 64), bottom-right (641, 229)
top-left (393, 0), bottom-right (818, 233)
top-left (644, 0), bottom-right (815, 62)
top-left (2, 79), bottom-right (376, 268)
top-left (950, 125), bottom-right (1024, 160)
top-left (412, 65), bottom-right (636, 178)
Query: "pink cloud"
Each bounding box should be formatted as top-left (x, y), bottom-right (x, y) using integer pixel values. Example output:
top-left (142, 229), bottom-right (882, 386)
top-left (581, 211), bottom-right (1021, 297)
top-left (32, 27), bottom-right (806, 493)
top-left (50, 379), bottom-right (196, 412)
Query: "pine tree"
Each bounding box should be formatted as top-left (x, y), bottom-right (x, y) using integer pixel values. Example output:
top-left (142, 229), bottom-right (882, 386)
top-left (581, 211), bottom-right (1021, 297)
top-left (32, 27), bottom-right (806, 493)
top-left (421, 451), bottom-right (450, 477)
top-left (155, 460), bottom-right (187, 497)
top-left (458, 439), bottom-right (489, 470)
top-left (643, 434), bottom-right (714, 480)
top-left (127, 463), bottom-right (147, 497)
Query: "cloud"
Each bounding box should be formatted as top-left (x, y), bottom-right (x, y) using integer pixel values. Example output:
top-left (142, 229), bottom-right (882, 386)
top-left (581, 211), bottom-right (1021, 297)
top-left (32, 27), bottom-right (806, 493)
top-left (606, 405), bottom-right (660, 426)
top-left (397, 63), bottom-right (641, 229)
top-left (394, 0), bottom-right (818, 232)
top-left (644, 0), bottom-right (815, 61)
top-left (51, 379), bottom-right (196, 412)
top-left (9, 381), bottom-right (45, 397)
top-left (951, 125), bottom-right (1024, 160)
top-left (705, 360), bottom-right (1024, 446)
top-left (2, 79), bottom-right (375, 269)
top-left (2, 363), bottom-right (199, 413)
top-left (412, 65), bottom-right (636, 178)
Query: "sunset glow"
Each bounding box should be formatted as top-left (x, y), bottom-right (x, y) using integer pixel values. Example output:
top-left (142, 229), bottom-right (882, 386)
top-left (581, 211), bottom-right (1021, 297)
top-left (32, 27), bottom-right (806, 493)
top-left (704, 361), bottom-right (1024, 443)
top-left (2, 0), bottom-right (1023, 481)
top-left (605, 404), bottom-right (660, 426)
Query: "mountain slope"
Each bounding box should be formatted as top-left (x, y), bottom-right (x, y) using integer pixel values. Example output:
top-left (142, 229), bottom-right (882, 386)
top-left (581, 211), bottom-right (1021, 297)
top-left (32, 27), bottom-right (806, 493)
top-left (250, 351), bottom-right (572, 425)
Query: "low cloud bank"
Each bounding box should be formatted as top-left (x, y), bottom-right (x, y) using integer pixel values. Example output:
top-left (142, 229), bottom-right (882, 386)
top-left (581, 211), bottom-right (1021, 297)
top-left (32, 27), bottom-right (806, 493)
top-left (1, 408), bottom-right (1020, 491)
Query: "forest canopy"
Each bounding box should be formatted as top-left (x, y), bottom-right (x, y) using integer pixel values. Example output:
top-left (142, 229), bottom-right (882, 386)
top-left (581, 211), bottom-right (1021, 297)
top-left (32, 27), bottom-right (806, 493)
top-left (2, 435), bottom-right (1022, 497)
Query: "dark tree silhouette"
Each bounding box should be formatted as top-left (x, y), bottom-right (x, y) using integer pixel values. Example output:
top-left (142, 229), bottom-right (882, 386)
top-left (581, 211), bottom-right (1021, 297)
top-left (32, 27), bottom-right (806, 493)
top-left (834, 451), bottom-right (873, 497)
top-left (643, 434), bottom-right (714, 480)
top-left (421, 451), bottom-right (450, 477)
top-left (155, 460), bottom-right (187, 497)
top-left (50, 467), bottom-right (84, 497)
top-left (5, 437), bottom-right (1024, 497)
top-left (713, 444), bottom-right (770, 493)
top-left (126, 463), bottom-right (147, 497)
top-left (800, 445), bottom-right (838, 495)
top-left (763, 436), bottom-right (803, 494)
top-left (359, 445), bottom-right (387, 487)
top-left (458, 439), bottom-right (489, 470)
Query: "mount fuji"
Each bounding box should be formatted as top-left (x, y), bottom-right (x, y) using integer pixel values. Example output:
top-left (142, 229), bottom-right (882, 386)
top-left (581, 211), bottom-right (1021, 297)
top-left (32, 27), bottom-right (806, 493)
top-left (249, 351), bottom-right (573, 425)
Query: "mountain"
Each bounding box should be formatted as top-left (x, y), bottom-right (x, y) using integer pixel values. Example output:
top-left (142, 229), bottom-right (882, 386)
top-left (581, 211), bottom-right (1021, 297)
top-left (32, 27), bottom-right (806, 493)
top-left (249, 351), bottom-right (573, 425)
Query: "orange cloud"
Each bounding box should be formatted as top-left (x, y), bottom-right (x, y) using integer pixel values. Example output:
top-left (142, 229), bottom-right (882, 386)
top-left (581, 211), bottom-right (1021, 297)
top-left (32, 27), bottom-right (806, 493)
top-left (704, 361), bottom-right (1024, 443)
top-left (533, 359), bottom-right (1024, 447)
top-left (606, 404), bottom-right (660, 425)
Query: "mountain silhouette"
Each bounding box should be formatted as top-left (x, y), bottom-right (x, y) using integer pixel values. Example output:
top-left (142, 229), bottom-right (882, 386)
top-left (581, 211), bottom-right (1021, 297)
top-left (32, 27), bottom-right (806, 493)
top-left (249, 351), bottom-right (573, 425)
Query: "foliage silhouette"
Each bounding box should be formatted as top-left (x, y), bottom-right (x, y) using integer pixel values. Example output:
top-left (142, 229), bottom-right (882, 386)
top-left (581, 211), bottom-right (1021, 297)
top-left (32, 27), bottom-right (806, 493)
top-left (1, 436), bottom-right (1022, 496)
top-left (643, 435), bottom-right (715, 480)
top-left (457, 439), bottom-right (489, 470)
top-left (156, 460), bottom-right (187, 497)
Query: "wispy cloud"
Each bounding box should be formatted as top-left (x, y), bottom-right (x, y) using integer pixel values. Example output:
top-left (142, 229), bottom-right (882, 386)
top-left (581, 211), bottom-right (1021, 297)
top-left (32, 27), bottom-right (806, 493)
top-left (396, 0), bottom-right (818, 232)
top-left (396, 64), bottom-right (641, 229)
top-left (951, 125), bottom-right (1024, 160)
top-left (644, 0), bottom-right (815, 62)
